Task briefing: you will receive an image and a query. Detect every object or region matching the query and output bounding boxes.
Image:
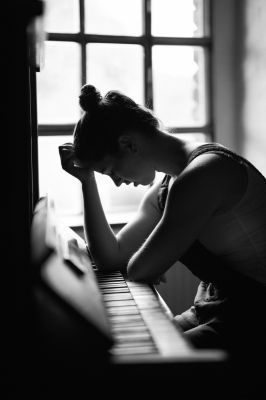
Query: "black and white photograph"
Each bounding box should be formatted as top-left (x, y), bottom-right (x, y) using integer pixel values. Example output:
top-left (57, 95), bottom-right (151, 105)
top-left (3, 0), bottom-right (266, 398)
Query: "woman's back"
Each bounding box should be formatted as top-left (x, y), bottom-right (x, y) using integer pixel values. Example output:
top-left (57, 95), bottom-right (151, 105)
top-left (199, 156), bottom-right (266, 284)
top-left (158, 142), bottom-right (266, 286)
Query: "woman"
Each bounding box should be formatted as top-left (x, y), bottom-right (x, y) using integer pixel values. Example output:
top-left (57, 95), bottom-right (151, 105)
top-left (59, 84), bottom-right (266, 364)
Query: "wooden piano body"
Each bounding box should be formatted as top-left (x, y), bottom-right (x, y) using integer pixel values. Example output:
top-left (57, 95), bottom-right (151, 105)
top-left (30, 196), bottom-right (228, 394)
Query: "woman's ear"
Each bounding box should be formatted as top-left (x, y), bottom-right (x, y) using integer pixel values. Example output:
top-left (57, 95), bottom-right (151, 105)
top-left (118, 134), bottom-right (138, 154)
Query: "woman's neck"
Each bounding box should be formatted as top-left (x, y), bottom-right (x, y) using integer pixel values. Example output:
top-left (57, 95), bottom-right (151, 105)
top-left (147, 130), bottom-right (200, 177)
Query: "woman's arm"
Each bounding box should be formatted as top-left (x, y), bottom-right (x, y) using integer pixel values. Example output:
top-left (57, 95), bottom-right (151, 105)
top-left (82, 177), bottom-right (162, 269)
top-left (127, 154), bottom-right (234, 282)
top-left (59, 143), bottom-right (162, 270)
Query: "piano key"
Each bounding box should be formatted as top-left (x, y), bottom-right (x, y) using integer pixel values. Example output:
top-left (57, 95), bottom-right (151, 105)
top-left (114, 332), bottom-right (152, 342)
top-left (110, 323), bottom-right (147, 331)
top-left (104, 300), bottom-right (136, 308)
top-left (100, 288), bottom-right (130, 293)
top-left (102, 293), bottom-right (133, 301)
top-left (108, 316), bottom-right (145, 326)
top-left (106, 308), bottom-right (140, 316)
top-left (111, 325), bottom-right (150, 333)
top-left (110, 346), bottom-right (158, 356)
top-left (98, 278), bottom-right (126, 285)
top-left (96, 270), bottom-right (122, 275)
top-left (98, 283), bottom-right (128, 289)
top-left (114, 340), bottom-right (154, 349)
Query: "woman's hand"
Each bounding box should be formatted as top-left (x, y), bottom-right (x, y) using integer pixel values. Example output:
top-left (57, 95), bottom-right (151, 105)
top-left (59, 142), bottom-right (93, 183)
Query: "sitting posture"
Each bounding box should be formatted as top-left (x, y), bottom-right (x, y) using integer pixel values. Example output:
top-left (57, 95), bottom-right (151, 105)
top-left (59, 84), bottom-right (266, 371)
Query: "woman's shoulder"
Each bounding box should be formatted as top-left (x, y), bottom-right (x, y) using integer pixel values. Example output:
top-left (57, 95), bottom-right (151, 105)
top-left (175, 145), bottom-right (249, 212)
top-left (185, 142), bottom-right (247, 178)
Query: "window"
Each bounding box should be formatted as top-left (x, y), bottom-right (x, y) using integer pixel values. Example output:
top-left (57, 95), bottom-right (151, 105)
top-left (37, 0), bottom-right (212, 225)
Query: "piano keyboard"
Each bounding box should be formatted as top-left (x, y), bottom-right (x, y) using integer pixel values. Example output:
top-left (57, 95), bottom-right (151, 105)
top-left (96, 270), bottom-right (159, 358)
top-left (95, 269), bottom-right (225, 363)
top-left (52, 224), bottom-right (226, 365)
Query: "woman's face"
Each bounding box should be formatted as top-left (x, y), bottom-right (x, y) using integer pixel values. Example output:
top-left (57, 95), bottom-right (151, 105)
top-left (94, 151), bottom-right (155, 187)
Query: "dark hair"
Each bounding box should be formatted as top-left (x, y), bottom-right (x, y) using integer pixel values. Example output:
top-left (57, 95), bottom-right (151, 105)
top-left (73, 84), bottom-right (160, 163)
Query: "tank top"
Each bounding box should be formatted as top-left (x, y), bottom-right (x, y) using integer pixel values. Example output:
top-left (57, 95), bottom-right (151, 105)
top-left (157, 143), bottom-right (266, 289)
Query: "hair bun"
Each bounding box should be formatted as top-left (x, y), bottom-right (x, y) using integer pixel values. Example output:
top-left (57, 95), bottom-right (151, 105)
top-left (79, 84), bottom-right (102, 112)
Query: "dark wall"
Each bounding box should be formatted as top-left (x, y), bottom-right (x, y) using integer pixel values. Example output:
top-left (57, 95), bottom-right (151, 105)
top-left (2, 0), bottom-right (43, 389)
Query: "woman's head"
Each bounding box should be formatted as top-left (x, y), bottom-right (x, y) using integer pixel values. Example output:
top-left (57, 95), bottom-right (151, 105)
top-left (73, 84), bottom-right (160, 164)
top-left (73, 84), bottom-right (161, 186)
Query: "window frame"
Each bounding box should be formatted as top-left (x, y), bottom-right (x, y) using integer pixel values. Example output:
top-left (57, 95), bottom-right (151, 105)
top-left (38, 0), bottom-right (213, 139)
top-left (36, 0), bottom-right (213, 226)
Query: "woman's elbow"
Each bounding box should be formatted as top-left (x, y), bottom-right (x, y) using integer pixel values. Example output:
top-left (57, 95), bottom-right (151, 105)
top-left (127, 257), bottom-right (151, 282)
top-left (127, 256), bottom-right (140, 281)
top-left (127, 264), bottom-right (139, 281)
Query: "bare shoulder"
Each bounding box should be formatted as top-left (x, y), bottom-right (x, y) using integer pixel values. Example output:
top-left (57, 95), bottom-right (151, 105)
top-left (172, 152), bottom-right (248, 211)
top-left (187, 151), bottom-right (247, 184)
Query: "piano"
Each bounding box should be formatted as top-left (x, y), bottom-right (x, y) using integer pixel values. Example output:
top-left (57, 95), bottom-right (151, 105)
top-left (30, 195), bottom-right (228, 394)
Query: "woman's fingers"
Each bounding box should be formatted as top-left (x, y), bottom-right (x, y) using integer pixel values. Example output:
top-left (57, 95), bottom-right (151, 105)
top-left (61, 142), bottom-right (74, 147)
top-left (59, 148), bottom-right (76, 171)
top-left (58, 143), bottom-right (93, 182)
top-left (59, 144), bottom-right (74, 155)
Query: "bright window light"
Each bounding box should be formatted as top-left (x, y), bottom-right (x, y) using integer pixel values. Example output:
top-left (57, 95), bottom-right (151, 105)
top-left (37, 0), bottom-right (210, 224)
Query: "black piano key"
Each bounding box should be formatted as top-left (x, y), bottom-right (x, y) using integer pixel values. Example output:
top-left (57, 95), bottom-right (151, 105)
top-left (98, 283), bottom-right (128, 289)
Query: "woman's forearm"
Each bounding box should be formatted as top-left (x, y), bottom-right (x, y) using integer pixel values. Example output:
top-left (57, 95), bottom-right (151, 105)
top-left (81, 174), bottom-right (124, 270)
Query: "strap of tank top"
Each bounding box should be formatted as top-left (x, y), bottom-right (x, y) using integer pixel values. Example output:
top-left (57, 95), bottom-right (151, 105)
top-left (158, 142), bottom-right (266, 212)
top-left (188, 142), bottom-right (266, 182)
top-left (187, 143), bottom-right (247, 165)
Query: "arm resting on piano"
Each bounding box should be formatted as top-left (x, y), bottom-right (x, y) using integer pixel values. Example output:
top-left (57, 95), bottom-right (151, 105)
top-left (59, 143), bottom-right (164, 274)
top-left (82, 175), bottom-right (163, 271)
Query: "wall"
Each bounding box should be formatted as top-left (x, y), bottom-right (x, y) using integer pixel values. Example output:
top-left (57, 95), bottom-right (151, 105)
top-left (241, 0), bottom-right (266, 176)
top-left (214, 0), bottom-right (266, 176)
top-left (212, 0), bottom-right (239, 151)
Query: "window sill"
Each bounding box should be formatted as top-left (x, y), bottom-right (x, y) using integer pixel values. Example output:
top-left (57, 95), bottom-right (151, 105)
top-left (59, 211), bottom-right (135, 229)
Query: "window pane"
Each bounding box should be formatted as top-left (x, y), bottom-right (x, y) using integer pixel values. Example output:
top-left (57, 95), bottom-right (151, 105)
top-left (38, 136), bottom-right (148, 223)
top-left (44, 0), bottom-right (79, 33)
top-left (85, 0), bottom-right (142, 36)
top-left (153, 46), bottom-right (207, 127)
top-left (38, 136), bottom-right (82, 216)
top-left (87, 44), bottom-right (144, 104)
top-left (37, 42), bottom-right (80, 124)
top-left (151, 0), bottom-right (206, 37)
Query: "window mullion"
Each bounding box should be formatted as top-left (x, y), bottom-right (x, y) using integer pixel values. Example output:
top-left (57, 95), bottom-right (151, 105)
top-left (79, 0), bottom-right (86, 86)
top-left (143, 0), bottom-right (153, 109)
